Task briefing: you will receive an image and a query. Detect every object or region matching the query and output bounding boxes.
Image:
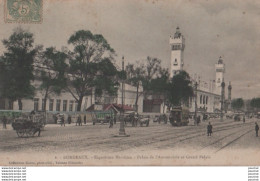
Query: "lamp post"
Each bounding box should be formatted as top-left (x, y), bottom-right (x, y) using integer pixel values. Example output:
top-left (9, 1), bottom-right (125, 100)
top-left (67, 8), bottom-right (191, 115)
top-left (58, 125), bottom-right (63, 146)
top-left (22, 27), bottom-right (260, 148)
top-left (115, 56), bottom-right (129, 137)
top-left (220, 80), bottom-right (225, 121)
top-left (194, 81), bottom-right (198, 123)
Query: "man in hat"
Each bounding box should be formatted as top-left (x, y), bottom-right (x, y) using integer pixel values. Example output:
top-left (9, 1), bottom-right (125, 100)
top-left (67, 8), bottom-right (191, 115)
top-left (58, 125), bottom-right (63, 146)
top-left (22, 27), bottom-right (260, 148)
top-left (207, 122), bottom-right (213, 136)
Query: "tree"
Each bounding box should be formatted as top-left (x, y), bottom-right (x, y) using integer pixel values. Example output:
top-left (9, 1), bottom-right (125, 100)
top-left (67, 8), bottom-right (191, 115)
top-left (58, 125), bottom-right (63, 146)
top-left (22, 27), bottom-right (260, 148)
top-left (168, 70), bottom-right (193, 107)
top-left (36, 47), bottom-right (68, 111)
top-left (66, 30), bottom-right (118, 111)
top-left (126, 57), bottom-right (163, 112)
top-left (142, 56), bottom-right (162, 91)
top-left (0, 28), bottom-right (39, 110)
top-left (231, 98), bottom-right (244, 111)
top-left (125, 63), bottom-right (145, 112)
top-left (150, 68), bottom-right (170, 113)
top-left (250, 98), bottom-right (260, 111)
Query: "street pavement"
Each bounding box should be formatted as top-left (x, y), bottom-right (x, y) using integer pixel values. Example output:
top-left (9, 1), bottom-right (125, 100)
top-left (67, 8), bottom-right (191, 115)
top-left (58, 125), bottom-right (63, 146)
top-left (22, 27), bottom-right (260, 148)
top-left (0, 118), bottom-right (259, 154)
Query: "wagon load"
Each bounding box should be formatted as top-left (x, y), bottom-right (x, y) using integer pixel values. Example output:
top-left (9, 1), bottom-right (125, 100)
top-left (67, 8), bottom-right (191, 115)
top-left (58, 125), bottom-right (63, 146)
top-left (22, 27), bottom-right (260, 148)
top-left (12, 119), bottom-right (42, 138)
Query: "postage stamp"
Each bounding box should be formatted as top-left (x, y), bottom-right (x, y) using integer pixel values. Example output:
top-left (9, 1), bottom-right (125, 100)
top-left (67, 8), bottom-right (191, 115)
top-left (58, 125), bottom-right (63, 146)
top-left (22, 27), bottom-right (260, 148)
top-left (4, 0), bottom-right (42, 23)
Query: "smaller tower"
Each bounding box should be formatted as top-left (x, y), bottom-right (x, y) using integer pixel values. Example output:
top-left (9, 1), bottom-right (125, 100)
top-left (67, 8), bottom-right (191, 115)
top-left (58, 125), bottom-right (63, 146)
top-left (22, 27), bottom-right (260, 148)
top-left (169, 27), bottom-right (185, 78)
top-left (215, 56), bottom-right (225, 95)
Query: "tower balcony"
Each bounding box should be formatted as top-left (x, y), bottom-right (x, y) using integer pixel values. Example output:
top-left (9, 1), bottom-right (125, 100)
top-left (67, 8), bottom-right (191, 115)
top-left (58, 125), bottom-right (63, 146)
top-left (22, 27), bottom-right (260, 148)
top-left (170, 36), bottom-right (185, 45)
top-left (215, 63), bottom-right (225, 73)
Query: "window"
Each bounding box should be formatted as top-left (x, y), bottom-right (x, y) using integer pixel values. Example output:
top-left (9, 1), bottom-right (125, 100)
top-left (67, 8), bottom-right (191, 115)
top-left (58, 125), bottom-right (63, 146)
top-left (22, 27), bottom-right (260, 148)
top-left (49, 99), bottom-right (54, 111)
top-left (200, 95), bottom-right (202, 104)
top-left (56, 99), bottom-right (61, 111)
top-left (34, 98), bottom-right (39, 111)
top-left (172, 45), bottom-right (181, 50)
top-left (203, 96), bottom-right (205, 104)
top-left (42, 99), bottom-right (46, 110)
top-left (206, 96), bottom-right (208, 105)
top-left (63, 100), bottom-right (68, 111)
top-left (69, 100), bottom-right (74, 112)
top-left (174, 59), bottom-right (178, 66)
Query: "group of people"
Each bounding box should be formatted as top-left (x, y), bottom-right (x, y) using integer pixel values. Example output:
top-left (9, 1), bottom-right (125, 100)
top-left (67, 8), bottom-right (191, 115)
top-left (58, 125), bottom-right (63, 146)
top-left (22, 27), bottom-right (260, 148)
top-left (54, 114), bottom-right (87, 126)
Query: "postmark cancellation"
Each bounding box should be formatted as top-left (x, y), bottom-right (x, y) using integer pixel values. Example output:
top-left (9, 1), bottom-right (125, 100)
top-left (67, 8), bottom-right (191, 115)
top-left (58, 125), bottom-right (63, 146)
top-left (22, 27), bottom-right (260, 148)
top-left (4, 0), bottom-right (42, 23)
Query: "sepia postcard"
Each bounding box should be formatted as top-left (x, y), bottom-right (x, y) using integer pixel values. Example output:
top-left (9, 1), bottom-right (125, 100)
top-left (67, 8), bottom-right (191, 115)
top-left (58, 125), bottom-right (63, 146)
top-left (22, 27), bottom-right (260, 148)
top-left (0, 0), bottom-right (260, 166)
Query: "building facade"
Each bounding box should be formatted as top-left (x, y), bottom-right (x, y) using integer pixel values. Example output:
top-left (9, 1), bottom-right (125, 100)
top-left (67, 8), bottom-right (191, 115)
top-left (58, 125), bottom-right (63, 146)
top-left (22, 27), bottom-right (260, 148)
top-left (9, 81), bottom-right (143, 113)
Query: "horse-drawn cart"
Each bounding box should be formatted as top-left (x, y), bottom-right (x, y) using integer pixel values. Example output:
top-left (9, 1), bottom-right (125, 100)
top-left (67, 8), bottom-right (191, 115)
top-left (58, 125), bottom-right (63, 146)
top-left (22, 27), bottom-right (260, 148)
top-left (12, 119), bottom-right (42, 138)
top-left (124, 111), bottom-right (150, 127)
top-left (12, 111), bottom-right (46, 138)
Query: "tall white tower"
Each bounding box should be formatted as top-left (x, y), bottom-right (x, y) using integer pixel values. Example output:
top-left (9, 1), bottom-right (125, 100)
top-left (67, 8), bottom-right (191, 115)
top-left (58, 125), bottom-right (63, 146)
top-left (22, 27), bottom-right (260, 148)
top-left (215, 56), bottom-right (225, 95)
top-left (169, 27), bottom-right (185, 78)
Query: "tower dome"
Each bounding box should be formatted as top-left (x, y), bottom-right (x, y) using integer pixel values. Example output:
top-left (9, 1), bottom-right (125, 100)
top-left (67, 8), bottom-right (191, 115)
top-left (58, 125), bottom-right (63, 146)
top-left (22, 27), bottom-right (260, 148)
top-left (174, 26), bottom-right (182, 38)
top-left (218, 56), bottom-right (223, 64)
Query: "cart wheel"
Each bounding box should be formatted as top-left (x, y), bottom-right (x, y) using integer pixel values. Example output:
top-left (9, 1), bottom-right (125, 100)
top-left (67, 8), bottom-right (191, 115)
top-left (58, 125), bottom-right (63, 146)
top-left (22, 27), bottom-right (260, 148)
top-left (16, 130), bottom-right (25, 138)
top-left (37, 130), bottom-right (41, 137)
top-left (25, 129), bottom-right (33, 137)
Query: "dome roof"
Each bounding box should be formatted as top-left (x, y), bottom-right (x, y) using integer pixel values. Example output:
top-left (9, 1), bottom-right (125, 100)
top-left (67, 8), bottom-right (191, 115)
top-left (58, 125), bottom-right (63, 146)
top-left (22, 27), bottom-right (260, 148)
top-left (218, 56), bottom-right (223, 64)
top-left (174, 27), bottom-right (182, 38)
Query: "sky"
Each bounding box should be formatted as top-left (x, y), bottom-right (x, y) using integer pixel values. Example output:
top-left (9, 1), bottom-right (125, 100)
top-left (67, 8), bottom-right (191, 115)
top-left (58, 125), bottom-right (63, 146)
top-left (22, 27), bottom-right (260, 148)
top-left (0, 0), bottom-right (260, 99)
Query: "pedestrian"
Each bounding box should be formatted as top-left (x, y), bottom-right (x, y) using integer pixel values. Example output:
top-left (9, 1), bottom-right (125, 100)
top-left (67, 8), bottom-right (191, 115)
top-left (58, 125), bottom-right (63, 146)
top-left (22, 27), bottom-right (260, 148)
top-left (61, 117), bottom-right (65, 127)
top-left (67, 115), bottom-right (71, 124)
top-left (76, 115), bottom-right (82, 126)
top-left (243, 116), bottom-right (245, 123)
top-left (76, 115), bottom-right (79, 126)
top-left (207, 122), bottom-right (213, 136)
top-left (109, 116), bottom-right (113, 128)
top-left (197, 116), bottom-right (201, 126)
top-left (2, 116), bottom-right (7, 129)
top-left (130, 113), bottom-right (135, 127)
top-left (255, 122), bottom-right (259, 137)
top-left (84, 115), bottom-right (86, 124)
